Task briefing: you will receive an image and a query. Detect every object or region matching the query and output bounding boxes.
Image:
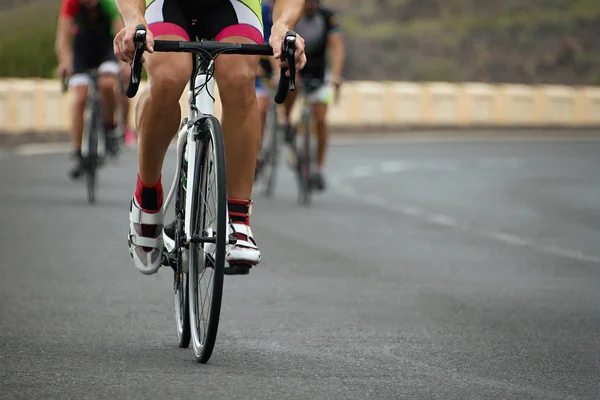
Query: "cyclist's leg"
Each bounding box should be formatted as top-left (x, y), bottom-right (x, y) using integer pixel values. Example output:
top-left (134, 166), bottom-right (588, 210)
top-left (97, 58), bottom-right (120, 154)
top-left (309, 79), bottom-right (334, 190)
top-left (255, 75), bottom-right (269, 176)
top-left (206, 0), bottom-right (264, 266)
top-left (256, 75), bottom-right (269, 144)
top-left (282, 82), bottom-right (299, 143)
top-left (97, 62), bottom-right (119, 127)
top-left (128, 0), bottom-right (193, 275)
top-left (117, 63), bottom-right (136, 145)
top-left (67, 54), bottom-right (91, 179)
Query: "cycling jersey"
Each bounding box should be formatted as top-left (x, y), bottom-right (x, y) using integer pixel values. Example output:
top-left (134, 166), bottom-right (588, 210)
top-left (293, 7), bottom-right (340, 81)
top-left (60, 0), bottom-right (120, 45)
top-left (60, 0), bottom-right (120, 74)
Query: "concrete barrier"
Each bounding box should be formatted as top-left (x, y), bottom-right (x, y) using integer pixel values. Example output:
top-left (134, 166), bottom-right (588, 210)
top-left (0, 78), bottom-right (599, 135)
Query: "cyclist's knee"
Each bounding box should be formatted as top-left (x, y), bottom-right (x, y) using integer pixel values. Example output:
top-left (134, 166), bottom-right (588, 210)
top-left (98, 75), bottom-right (117, 94)
top-left (146, 52), bottom-right (192, 104)
top-left (72, 85), bottom-right (88, 110)
top-left (216, 55), bottom-right (260, 107)
top-left (313, 103), bottom-right (328, 122)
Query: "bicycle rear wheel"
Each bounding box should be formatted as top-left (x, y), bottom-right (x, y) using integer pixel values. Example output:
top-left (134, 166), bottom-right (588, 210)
top-left (262, 100), bottom-right (280, 198)
top-left (296, 109), bottom-right (312, 206)
top-left (188, 116), bottom-right (226, 363)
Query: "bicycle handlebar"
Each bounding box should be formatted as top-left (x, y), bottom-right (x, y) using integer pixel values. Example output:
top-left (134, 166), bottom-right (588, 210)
top-left (126, 24), bottom-right (297, 104)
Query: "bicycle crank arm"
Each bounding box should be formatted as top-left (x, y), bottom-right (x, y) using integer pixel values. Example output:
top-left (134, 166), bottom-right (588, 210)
top-left (189, 235), bottom-right (237, 245)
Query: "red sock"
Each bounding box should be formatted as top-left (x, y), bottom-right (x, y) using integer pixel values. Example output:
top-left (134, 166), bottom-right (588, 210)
top-left (228, 199), bottom-right (251, 225)
top-left (135, 174), bottom-right (163, 213)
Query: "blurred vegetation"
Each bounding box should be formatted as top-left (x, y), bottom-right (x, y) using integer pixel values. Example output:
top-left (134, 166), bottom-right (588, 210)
top-left (0, 0), bottom-right (61, 78)
top-left (1, 0), bottom-right (600, 84)
top-left (330, 0), bottom-right (600, 84)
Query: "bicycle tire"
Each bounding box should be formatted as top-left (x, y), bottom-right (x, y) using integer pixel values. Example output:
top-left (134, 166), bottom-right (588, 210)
top-left (174, 139), bottom-right (191, 348)
top-left (84, 99), bottom-right (100, 204)
top-left (175, 268), bottom-right (191, 348)
top-left (262, 100), bottom-right (280, 198)
top-left (297, 109), bottom-right (312, 206)
top-left (188, 116), bottom-right (226, 364)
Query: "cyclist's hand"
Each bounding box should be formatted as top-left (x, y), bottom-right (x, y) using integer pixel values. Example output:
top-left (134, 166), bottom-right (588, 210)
top-left (114, 21), bottom-right (154, 65)
top-left (269, 24), bottom-right (306, 72)
top-left (331, 76), bottom-right (343, 104)
top-left (331, 75), bottom-right (344, 88)
top-left (57, 63), bottom-right (72, 81)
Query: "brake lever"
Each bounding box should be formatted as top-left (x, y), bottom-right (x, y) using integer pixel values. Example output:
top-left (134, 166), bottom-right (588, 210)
top-left (284, 33), bottom-right (297, 92)
top-left (126, 24), bottom-right (147, 98)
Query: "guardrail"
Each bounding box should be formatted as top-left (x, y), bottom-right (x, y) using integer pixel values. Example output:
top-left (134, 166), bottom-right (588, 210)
top-left (0, 79), bottom-right (599, 133)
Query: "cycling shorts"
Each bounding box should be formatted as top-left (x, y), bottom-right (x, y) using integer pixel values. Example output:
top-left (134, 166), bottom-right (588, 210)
top-left (70, 46), bottom-right (119, 87)
top-left (306, 82), bottom-right (333, 105)
top-left (302, 74), bottom-right (333, 105)
top-left (145, 0), bottom-right (263, 45)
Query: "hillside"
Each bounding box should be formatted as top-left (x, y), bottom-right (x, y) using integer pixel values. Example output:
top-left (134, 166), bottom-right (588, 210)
top-left (1, 0), bottom-right (600, 84)
top-left (330, 0), bottom-right (600, 84)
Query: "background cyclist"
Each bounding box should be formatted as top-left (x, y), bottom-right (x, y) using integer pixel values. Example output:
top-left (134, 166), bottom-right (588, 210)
top-left (56, 0), bottom-right (131, 179)
top-left (282, 0), bottom-right (345, 191)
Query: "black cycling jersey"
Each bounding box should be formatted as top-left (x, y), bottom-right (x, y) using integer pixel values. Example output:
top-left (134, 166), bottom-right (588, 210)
top-left (60, 0), bottom-right (120, 73)
top-left (293, 7), bottom-right (340, 81)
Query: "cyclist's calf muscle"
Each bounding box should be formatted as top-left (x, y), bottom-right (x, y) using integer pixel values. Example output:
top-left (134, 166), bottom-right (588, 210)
top-left (214, 37), bottom-right (262, 200)
top-left (135, 41), bottom-right (192, 185)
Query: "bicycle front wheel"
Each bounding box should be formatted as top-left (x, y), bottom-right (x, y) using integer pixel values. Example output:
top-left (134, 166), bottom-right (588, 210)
top-left (84, 99), bottom-right (100, 204)
top-left (188, 116), bottom-right (226, 363)
top-left (174, 139), bottom-right (190, 348)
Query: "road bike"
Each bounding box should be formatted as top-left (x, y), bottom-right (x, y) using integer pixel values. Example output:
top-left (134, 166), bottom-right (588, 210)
top-left (255, 83), bottom-right (281, 198)
top-left (62, 69), bottom-right (119, 204)
top-left (286, 79), bottom-right (324, 206)
top-left (126, 25), bottom-right (297, 363)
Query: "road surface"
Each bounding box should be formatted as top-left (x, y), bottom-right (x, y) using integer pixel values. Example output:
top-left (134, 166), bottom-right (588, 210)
top-left (1, 134), bottom-right (599, 399)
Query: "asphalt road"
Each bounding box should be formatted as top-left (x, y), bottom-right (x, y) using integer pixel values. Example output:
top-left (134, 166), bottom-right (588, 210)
top-left (1, 134), bottom-right (599, 399)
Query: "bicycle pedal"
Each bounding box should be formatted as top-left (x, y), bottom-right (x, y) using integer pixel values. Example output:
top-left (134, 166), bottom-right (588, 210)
top-left (224, 264), bottom-right (251, 275)
top-left (228, 236), bottom-right (238, 245)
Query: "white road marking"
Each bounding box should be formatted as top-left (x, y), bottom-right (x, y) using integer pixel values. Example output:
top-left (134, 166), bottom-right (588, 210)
top-left (426, 214), bottom-right (458, 227)
top-left (332, 178), bottom-right (600, 264)
top-left (14, 143), bottom-right (71, 156)
top-left (380, 161), bottom-right (409, 173)
top-left (331, 133), bottom-right (600, 146)
top-left (349, 165), bottom-right (375, 178)
top-left (342, 158), bottom-right (522, 181)
top-left (397, 205), bottom-right (425, 217)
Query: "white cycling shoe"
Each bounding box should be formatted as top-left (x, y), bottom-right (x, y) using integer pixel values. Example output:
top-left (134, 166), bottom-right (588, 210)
top-left (128, 197), bottom-right (164, 275)
top-left (226, 222), bottom-right (261, 267)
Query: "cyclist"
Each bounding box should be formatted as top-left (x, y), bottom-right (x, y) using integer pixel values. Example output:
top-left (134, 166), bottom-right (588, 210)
top-left (282, 0), bottom-right (345, 191)
top-left (56, 0), bottom-right (129, 179)
top-left (113, 0), bottom-right (307, 275)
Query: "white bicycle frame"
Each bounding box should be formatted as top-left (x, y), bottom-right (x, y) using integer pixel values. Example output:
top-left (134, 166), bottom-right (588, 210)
top-left (162, 59), bottom-right (218, 255)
